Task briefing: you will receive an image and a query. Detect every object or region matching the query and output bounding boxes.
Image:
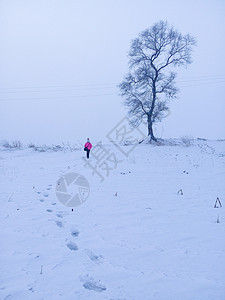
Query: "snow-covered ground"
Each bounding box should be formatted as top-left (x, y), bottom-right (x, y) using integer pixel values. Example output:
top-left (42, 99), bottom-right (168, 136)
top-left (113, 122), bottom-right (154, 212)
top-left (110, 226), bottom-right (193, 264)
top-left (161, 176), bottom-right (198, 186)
top-left (0, 139), bottom-right (225, 300)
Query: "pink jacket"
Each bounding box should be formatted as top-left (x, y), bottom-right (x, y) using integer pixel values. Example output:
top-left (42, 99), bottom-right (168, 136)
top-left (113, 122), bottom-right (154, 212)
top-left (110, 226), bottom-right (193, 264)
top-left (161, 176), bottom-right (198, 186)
top-left (84, 142), bottom-right (92, 150)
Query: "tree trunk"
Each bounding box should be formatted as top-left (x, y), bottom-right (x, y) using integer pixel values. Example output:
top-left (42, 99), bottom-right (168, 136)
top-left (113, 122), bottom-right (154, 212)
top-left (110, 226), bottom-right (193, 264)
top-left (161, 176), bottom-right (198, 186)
top-left (147, 70), bottom-right (158, 142)
top-left (147, 114), bottom-right (157, 141)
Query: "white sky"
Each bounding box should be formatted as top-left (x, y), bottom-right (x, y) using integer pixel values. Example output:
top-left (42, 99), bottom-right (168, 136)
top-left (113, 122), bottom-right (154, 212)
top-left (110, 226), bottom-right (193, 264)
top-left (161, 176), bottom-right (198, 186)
top-left (0, 0), bottom-right (225, 145)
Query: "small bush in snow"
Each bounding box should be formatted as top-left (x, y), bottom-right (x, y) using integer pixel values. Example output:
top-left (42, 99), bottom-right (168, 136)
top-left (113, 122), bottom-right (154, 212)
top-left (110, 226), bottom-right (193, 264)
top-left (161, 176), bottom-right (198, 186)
top-left (28, 143), bottom-right (36, 149)
top-left (1, 140), bottom-right (11, 148)
top-left (61, 142), bottom-right (80, 152)
top-left (30, 143), bottom-right (80, 152)
top-left (1, 140), bottom-right (22, 149)
top-left (181, 135), bottom-right (194, 147)
top-left (12, 140), bottom-right (23, 149)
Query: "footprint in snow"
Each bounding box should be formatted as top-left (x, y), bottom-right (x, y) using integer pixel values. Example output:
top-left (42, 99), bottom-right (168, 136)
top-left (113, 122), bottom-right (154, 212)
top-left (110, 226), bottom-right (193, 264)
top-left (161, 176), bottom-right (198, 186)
top-left (56, 211), bottom-right (68, 218)
top-left (84, 249), bottom-right (104, 264)
top-left (66, 242), bottom-right (78, 251)
top-left (43, 193), bottom-right (49, 197)
top-left (40, 199), bottom-right (44, 202)
top-left (3, 295), bottom-right (13, 300)
top-left (56, 213), bottom-right (63, 218)
top-left (46, 209), bottom-right (53, 213)
top-left (81, 277), bottom-right (106, 292)
top-left (71, 230), bottom-right (79, 237)
top-left (51, 203), bottom-right (56, 206)
top-left (55, 221), bottom-right (63, 228)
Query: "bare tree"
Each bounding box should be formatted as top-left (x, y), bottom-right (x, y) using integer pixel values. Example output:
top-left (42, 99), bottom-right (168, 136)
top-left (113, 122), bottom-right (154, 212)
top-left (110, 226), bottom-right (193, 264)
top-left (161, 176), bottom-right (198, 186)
top-left (119, 21), bottom-right (196, 141)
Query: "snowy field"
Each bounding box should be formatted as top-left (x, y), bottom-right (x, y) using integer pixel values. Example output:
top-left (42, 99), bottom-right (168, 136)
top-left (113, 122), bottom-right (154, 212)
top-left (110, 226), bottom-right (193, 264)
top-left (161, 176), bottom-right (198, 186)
top-left (0, 139), bottom-right (225, 300)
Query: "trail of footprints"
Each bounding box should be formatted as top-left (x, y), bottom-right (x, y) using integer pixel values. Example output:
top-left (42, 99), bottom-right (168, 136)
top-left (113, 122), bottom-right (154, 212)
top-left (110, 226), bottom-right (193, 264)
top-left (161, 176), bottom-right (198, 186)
top-left (35, 183), bottom-right (107, 293)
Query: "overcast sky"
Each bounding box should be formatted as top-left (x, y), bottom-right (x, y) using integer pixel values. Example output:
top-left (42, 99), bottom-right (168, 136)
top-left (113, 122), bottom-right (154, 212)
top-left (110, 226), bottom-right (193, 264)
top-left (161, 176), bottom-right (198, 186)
top-left (0, 0), bottom-right (225, 145)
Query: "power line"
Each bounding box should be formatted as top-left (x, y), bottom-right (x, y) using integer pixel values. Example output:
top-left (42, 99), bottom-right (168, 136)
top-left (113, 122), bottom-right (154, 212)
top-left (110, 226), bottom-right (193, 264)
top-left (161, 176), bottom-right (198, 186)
top-left (0, 83), bottom-right (118, 91)
top-left (0, 74), bottom-right (225, 91)
top-left (177, 76), bottom-right (225, 83)
top-left (179, 79), bottom-right (225, 88)
top-left (0, 75), bottom-right (224, 102)
top-left (177, 74), bottom-right (225, 80)
top-left (0, 86), bottom-right (117, 94)
top-left (0, 93), bottom-right (117, 102)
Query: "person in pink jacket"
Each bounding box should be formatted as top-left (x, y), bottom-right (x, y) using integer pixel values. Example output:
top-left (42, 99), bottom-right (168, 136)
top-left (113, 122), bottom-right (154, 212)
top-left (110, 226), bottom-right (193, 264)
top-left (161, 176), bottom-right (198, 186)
top-left (84, 138), bottom-right (92, 159)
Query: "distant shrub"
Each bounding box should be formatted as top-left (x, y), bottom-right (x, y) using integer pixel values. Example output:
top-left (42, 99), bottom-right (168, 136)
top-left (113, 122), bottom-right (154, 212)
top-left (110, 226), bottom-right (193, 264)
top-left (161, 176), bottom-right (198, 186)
top-left (28, 143), bottom-right (36, 148)
top-left (61, 142), bottom-right (80, 152)
top-left (12, 140), bottom-right (23, 149)
top-left (1, 140), bottom-right (11, 148)
top-left (31, 143), bottom-right (80, 152)
top-left (1, 140), bottom-right (80, 152)
top-left (181, 135), bottom-right (194, 147)
top-left (1, 140), bottom-right (22, 149)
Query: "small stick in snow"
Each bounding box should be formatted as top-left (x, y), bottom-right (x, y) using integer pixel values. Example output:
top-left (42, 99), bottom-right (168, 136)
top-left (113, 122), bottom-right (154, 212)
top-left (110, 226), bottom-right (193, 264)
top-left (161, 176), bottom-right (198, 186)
top-left (40, 265), bottom-right (43, 275)
top-left (8, 192), bottom-right (14, 202)
top-left (177, 189), bottom-right (183, 195)
top-left (217, 214), bottom-right (220, 223)
top-left (214, 197), bottom-right (222, 208)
